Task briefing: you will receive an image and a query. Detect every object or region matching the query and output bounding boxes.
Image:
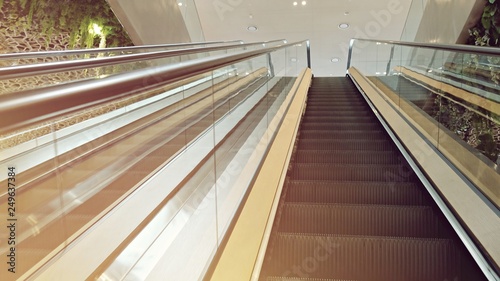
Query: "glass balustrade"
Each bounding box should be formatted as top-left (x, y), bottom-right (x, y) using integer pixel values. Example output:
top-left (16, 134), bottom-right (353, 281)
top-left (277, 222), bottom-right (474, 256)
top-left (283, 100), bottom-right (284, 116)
top-left (348, 39), bottom-right (500, 209)
top-left (0, 40), bottom-right (309, 280)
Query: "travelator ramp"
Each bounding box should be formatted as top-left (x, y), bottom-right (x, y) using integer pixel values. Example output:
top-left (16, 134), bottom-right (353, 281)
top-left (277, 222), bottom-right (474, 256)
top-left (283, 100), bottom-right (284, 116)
top-left (0, 39), bottom-right (498, 280)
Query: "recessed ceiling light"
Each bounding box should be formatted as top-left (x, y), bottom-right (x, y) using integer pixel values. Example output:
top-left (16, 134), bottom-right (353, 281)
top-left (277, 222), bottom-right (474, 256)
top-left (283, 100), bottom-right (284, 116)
top-left (344, 11), bottom-right (349, 15)
top-left (301, 0), bottom-right (307, 5)
top-left (331, 57), bottom-right (340, 63)
top-left (290, 57), bottom-right (298, 62)
top-left (293, 1), bottom-right (298, 6)
top-left (247, 26), bottom-right (258, 32)
top-left (178, 2), bottom-right (182, 6)
top-left (338, 23), bottom-right (349, 29)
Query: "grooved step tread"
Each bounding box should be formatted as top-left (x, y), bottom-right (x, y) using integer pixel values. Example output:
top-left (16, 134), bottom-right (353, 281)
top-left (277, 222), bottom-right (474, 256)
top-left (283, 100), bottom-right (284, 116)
top-left (297, 139), bottom-right (395, 151)
top-left (306, 105), bottom-right (368, 111)
top-left (279, 203), bottom-right (442, 238)
top-left (298, 130), bottom-right (387, 140)
top-left (285, 180), bottom-right (427, 205)
top-left (265, 233), bottom-right (462, 281)
top-left (302, 116), bottom-right (376, 124)
top-left (289, 163), bottom-right (416, 182)
top-left (299, 123), bottom-right (382, 131)
top-left (266, 276), bottom-right (356, 281)
top-left (307, 100), bottom-right (365, 105)
top-left (303, 110), bottom-right (372, 117)
top-left (294, 151), bottom-right (399, 164)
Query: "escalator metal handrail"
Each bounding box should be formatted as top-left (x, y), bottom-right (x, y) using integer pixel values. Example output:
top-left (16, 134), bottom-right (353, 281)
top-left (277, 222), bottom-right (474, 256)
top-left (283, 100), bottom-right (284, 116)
top-left (0, 40), bottom-right (244, 60)
top-left (0, 40), bottom-right (288, 80)
top-left (347, 38), bottom-right (500, 69)
top-left (0, 40), bottom-right (309, 136)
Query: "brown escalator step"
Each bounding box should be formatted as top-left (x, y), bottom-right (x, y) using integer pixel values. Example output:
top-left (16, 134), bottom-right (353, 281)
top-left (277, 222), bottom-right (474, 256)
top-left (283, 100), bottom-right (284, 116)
top-left (265, 233), bottom-right (463, 281)
top-left (302, 116), bottom-right (374, 124)
top-left (265, 276), bottom-right (356, 281)
top-left (298, 130), bottom-right (387, 140)
top-left (299, 123), bottom-right (382, 132)
top-left (278, 203), bottom-right (443, 238)
top-left (289, 163), bottom-right (417, 182)
top-left (294, 150), bottom-right (401, 165)
top-left (304, 108), bottom-right (372, 116)
top-left (307, 99), bottom-right (365, 105)
top-left (297, 139), bottom-right (394, 151)
top-left (307, 94), bottom-right (360, 98)
top-left (306, 105), bottom-right (367, 112)
top-left (285, 181), bottom-right (427, 206)
top-left (308, 91), bottom-right (358, 95)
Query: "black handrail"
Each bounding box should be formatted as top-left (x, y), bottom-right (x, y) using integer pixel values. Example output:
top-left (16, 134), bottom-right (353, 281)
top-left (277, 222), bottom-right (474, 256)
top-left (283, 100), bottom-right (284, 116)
top-left (0, 40), bottom-right (288, 80)
top-left (0, 40), bottom-right (309, 136)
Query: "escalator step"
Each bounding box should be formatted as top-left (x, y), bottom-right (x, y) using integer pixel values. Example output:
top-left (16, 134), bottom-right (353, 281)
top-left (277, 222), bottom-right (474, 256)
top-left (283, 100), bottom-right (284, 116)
top-left (286, 181), bottom-right (427, 205)
top-left (303, 110), bottom-right (372, 117)
top-left (298, 130), bottom-right (387, 140)
top-left (265, 276), bottom-right (356, 281)
top-left (306, 105), bottom-right (368, 111)
top-left (294, 151), bottom-right (400, 165)
top-left (290, 164), bottom-right (416, 182)
top-left (308, 91), bottom-right (360, 94)
top-left (309, 89), bottom-right (357, 92)
top-left (297, 139), bottom-right (394, 151)
top-left (307, 100), bottom-right (365, 105)
top-left (307, 95), bottom-right (360, 100)
top-left (278, 203), bottom-right (441, 238)
top-left (266, 233), bottom-right (461, 281)
top-left (302, 116), bottom-right (374, 124)
top-left (307, 95), bottom-right (361, 99)
top-left (299, 123), bottom-right (382, 131)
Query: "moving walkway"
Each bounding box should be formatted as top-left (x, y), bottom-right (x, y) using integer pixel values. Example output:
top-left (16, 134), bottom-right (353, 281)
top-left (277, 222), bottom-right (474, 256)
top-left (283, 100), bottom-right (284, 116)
top-left (0, 39), bottom-right (498, 281)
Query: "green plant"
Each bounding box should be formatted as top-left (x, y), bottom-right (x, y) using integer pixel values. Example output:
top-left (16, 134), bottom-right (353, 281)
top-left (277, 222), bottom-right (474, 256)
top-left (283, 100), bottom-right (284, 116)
top-left (432, 95), bottom-right (499, 162)
top-left (1, 0), bottom-right (132, 49)
top-left (469, 0), bottom-right (500, 46)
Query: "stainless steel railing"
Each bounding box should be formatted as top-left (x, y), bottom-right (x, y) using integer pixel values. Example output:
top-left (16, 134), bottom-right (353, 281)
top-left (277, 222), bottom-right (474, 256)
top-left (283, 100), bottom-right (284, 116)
top-left (0, 40), bottom-right (287, 80)
top-left (347, 38), bottom-right (500, 70)
top-left (0, 40), bottom-right (310, 136)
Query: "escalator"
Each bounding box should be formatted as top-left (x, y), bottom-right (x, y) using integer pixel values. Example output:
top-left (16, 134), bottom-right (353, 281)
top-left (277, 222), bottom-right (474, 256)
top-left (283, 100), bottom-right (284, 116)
top-left (259, 77), bottom-right (487, 280)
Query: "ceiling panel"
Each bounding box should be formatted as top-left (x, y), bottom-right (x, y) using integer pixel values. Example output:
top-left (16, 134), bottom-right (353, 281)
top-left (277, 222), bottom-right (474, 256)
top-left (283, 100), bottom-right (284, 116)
top-left (194, 0), bottom-right (412, 76)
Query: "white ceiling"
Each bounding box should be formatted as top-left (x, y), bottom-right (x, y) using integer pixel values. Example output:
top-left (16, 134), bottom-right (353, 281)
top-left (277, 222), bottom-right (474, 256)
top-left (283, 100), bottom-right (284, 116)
top-left (193, 0), bottom-right (412, 76)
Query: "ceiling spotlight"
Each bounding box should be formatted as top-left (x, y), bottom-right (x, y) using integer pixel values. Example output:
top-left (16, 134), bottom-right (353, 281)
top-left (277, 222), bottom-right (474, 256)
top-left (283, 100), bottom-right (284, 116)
top-left (178, 2), bottom-right (183, 6)
top-left (247, 26), bottom-right (258, 32)
top-left (344, 11), bottom-right (349, 15)
top-left (293, 1), bottom-right (298, 6)
top-left (301, 0), bottom-right (307, 5)
top-left (290, 57), bottom-right (298, 62)
top-left (338, 23), bottom-right (349, 29)
top-left (331, 57), bottom-right (340, 63)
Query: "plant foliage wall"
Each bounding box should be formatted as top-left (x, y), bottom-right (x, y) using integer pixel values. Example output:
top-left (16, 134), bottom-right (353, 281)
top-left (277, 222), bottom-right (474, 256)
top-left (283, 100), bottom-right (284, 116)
top-left (468, 0), bottom-right (500, 46)
top-left (456, 0), bottom-right (500, 164)
top-left (0, 0), bottom-right (133, 51)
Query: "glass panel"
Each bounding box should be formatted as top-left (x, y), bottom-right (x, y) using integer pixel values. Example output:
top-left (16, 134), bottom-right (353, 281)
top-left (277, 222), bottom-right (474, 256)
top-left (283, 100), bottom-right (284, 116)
top-left (0, 126), bottom-right (63, 276)
top-left (0, 41), bottom-right (310, 279)
top-left (0, 42), bottom-right (279, 95)
top-left (349, 39), bottom-right (500, 208)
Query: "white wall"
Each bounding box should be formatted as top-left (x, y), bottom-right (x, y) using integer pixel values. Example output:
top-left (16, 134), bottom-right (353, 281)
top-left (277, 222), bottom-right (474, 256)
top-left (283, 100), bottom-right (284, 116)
top-left (107, 0), bottom-right (191, 44)
top-left (412, 0), bottom-right (480, 44)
